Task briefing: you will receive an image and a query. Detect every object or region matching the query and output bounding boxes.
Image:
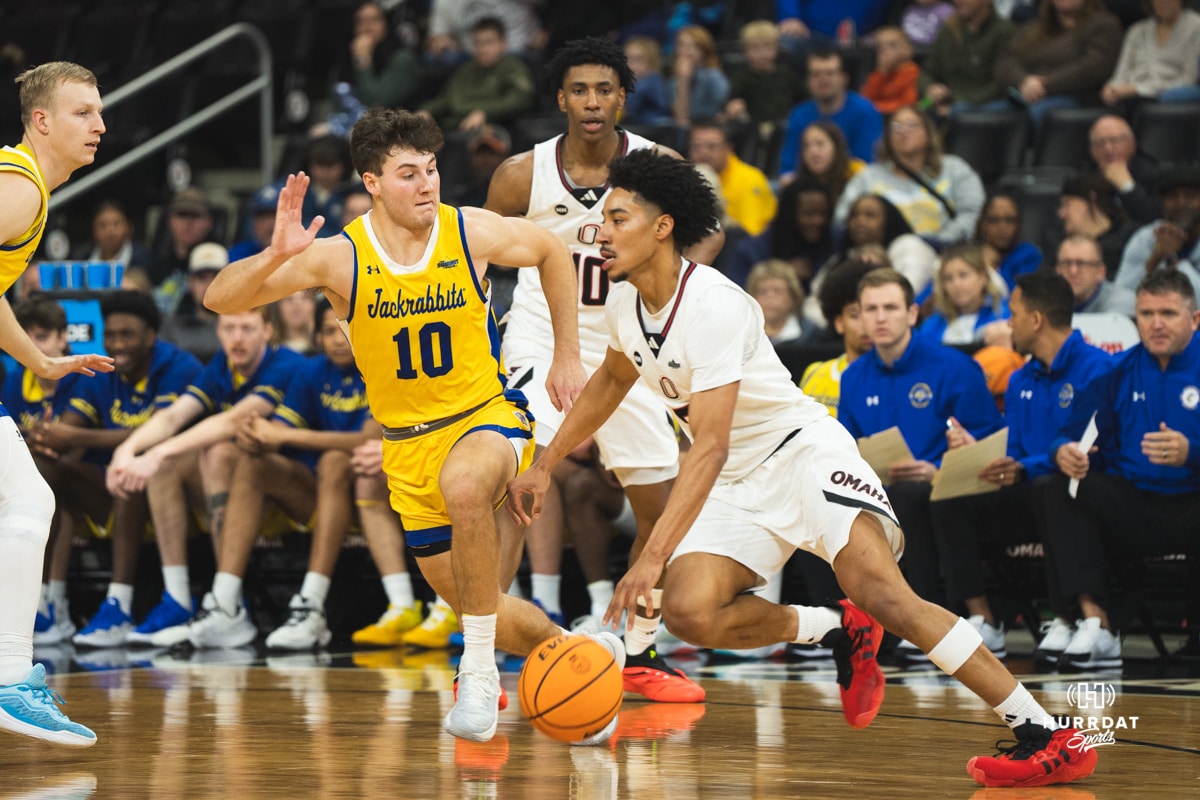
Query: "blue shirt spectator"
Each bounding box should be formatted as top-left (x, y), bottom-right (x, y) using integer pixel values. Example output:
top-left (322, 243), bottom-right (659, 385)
top-left (780, 48), bottom-right (883, 173)
top-left (186, 344), bottom-right (305, 415)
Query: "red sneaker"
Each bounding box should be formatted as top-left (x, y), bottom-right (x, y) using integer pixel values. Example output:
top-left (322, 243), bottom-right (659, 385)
top-left (622, 648), bottom-right (706, 703)
top-left (454, 674), bottom-right (509, 711)
top-left (967, 724), bottom-right (1098, 788)
top-left (821, 599), bottom-right (884, 729)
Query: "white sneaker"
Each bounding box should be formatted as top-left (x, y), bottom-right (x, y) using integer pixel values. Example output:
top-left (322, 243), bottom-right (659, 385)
top-left (967, 615), bottom-right (1007, 658)
top-left (187, 592), bottom-right (257, 649)
top-left (34, 601), bottom-right (77, 646)
top-left (581, 630), bottom-right (626, 670)
top-left (264, 594), bottom-right (332, 651)
top-left (1062, 617), bottom-right (1122, 669)
top-left (150, 621), bottom-right (194, 648)
top-left (894, 638), bottom-right (929, 662)
top-left (1034, 617), bottom-right (1076, 663)
top-left (570, 713), bottom-right (618, 747)
top-left (443, 669), bottom-right (501, 742)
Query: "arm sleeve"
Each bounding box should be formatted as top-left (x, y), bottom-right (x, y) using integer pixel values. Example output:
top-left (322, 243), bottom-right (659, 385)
top-left (951, 357), bottom-right (1004, 438)
top-left (184, 357), bottom-right (224, 414)
top-left (273, 362), bottom-right (318, 429)
top-left (154, 353), bottom-right (203, 410)
top-left (65, 377), bottom-right (101, 427)
top-left (1049, 366), bottom-right (1120, 461)
top-left (354, 49), bottom-right (420, 108)
top-left (250, 356), bottom-right (298, 407)
top-left (938, 158), bottom-right (986, 243)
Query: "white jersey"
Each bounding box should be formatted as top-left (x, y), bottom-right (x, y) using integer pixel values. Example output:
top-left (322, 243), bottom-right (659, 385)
top-left (606, 260), bottom-right (830, 481)
top-left (504, 129), bottom-right (657, 356)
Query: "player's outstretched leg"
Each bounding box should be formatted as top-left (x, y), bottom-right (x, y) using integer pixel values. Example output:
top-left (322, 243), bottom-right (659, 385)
top-left (834, 512), bottom-right (1097, 788)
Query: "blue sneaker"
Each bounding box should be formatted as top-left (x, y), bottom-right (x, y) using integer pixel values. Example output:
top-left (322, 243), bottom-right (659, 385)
top-left (531, 599), bottom-right (566, 628)
top-left (126, 593), bottom-right (196, 646)
top-left (73, 598), bottom-right (133, 648)
top-left (449, 631), bottom-right (464, 648)
top-left (0, 664), bottom-right (97, 747)
top-left (34, 601), bottom-right (77, 646)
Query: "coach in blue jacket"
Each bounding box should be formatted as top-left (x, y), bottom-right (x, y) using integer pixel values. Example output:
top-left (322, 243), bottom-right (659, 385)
top-left (840, 268), bottom-right (1003, 658)
top-left (1044, 268), bottom-right (1200, 670)
top-left (930, 273), bottom-right (1112, 662)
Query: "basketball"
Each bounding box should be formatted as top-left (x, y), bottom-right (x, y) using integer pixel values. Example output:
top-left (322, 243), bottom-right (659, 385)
top-left (518, 634), bottom-right (623, 743)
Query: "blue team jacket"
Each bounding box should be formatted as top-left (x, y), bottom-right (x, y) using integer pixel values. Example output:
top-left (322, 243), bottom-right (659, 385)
top-left (1005, 330), bottom-right (1113, 479)
top-left (840, 333), bottom-right (1004, 467)
top-left (1051, 332), bottom-right (1200, 494)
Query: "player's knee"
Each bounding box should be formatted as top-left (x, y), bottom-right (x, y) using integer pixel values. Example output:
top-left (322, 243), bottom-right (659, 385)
top-left (317, 449), bottom-right (354, 484)
top-left (201, 440), bottom-right (240, 476)
top-left (354, 472), bottom-right (388, 503)
top-left (662, 595), bottom-right (710, 647)
top-left (0, 469), bottom-right (55, 548)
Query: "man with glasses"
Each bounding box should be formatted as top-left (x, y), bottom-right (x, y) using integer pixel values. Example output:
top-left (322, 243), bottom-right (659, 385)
top-left (1084, 115), bottom-right (1157, 225)
top-left (1055, 234), bottom-right (1135, 317)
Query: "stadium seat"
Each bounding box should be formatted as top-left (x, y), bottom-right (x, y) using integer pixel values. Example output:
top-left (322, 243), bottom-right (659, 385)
top-left (1032, 107), bottom-right (1108, 169)
top-left (943, 110), bottom-right (1030, 185)
top-left (1133, 102), bottom-right (1200, 165)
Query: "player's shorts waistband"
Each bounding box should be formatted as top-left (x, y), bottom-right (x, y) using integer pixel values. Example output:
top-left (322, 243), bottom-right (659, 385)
top-left (382, 399), bottom-right (493, 441)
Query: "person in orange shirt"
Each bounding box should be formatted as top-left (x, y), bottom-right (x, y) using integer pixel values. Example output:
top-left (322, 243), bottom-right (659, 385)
top-left (861, 27), bottom-right (919, 115)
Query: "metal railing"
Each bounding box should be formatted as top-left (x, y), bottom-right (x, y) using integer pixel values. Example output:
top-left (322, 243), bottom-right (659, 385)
top-left (49, 22), bottom-right (274, 211)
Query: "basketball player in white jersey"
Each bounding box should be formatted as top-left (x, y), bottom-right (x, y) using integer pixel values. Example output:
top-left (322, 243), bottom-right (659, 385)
top-left (508, 150), bottom-right (1099, 789)
top-left (0, 62), bottom-right (113, 747)
top-left (486, 37), bottom-right (719, 703)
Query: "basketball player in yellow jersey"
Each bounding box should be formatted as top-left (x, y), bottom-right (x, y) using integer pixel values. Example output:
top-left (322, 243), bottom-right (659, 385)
top-left (207, 108), bottom-right (622, 744)
top-left (0, 62), bottom-right (112, 747)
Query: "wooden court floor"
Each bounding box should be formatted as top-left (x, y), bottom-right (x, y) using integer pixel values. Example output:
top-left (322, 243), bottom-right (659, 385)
top-left (3, 644), bottom-right (1198, 799)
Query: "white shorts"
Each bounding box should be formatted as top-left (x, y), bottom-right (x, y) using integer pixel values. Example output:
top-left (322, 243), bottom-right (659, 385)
top-left (503, 334), bottom-right (679, 476)
top-left (669, 416), bottom-right (904, 585)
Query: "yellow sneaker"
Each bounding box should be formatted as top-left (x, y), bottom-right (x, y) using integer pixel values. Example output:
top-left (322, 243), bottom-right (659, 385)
top-left (352, 601), bottom-right (425, 647)
top-left (402, 603), bottom-right (459, 649)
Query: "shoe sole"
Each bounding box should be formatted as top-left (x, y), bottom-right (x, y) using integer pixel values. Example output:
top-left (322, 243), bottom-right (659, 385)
top-left (1063, 656), bottom-right (1123, 669)
top-left (72, 633), bottom-right (130, 649)
top-left (443, 709), bottom-right (499, 742)
top-left (0, 715), bottom-right (97, 748)
top-left (190, 627), bottom-right (258, 649)
top-left (266, 629), bottom-right (333, 651)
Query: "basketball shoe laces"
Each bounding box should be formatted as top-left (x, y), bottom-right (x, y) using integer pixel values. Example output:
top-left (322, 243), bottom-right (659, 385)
top-left (827, 619), bottom-right (873, 691)
top-left (18, 675), bottom-right (70, 721)
top-left (990, 723), bottom-right (1052, 761)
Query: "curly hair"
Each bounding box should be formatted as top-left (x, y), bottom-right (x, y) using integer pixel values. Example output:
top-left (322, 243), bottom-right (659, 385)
top-left (817, 258), bottom-right (879, 325)
top-left (350, 108), bottom-right (443, 177)
top-left (545, 37), bottom-right (636, 93)
top-left (607, 150), bottom-right (720, 250)
top-left (100, 289), bottom-right (163, 332)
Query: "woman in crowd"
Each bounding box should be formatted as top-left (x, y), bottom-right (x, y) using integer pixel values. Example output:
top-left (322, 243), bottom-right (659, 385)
top-left (793, 121), bottom-right (864, 208)
top-left (746, 259), bottom-right (819, 345)
top-left (920, 244), bottom-right (1011, 346)
top-left (835, 105), bottom-right (984, 246)
top-left (1102, 0), bottom-right (1200, 109)
top-left (667, 25), bottom-right (730, 124)
top-left (725, 181), bottom-right (836, 291)
top-left (976, 191), bottom-right (1042, 291)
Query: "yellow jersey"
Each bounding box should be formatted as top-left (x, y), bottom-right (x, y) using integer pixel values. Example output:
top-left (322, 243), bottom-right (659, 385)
top-left (799, 353), bottom-right (849, 418)
top-left (342, 204), bottom-right (513, 429)
top-left (0, 144), bottom-right (49, 294)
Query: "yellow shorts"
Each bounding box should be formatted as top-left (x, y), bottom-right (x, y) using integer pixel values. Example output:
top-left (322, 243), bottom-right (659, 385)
top-left (383, 395), bottom-right (534, 553)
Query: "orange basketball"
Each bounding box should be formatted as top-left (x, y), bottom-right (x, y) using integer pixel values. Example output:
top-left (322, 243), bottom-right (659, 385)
top-left (519, 634), bottom-right (623, 743)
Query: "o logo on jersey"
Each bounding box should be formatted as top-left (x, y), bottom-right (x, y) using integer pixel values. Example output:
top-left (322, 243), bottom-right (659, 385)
top-left (660, 376), bottom-right (680, 399)
top-left (1058, 382), bottom-right (1074, 409)
top-left (908, 382), bottom-right (933, 409)
top-left (1182, 385), bottom-right (1199, 411)
top-left (577, 223), bottom-right (600, 246)
top-left (555, 204), bottom-right (568, 215)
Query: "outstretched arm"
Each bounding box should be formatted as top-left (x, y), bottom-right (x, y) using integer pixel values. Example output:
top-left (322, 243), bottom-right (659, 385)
top-left (0, 298), bottom-right (113, 379)
top-left (605, 380), bottom-right (737, 626)
top-left (462, 207), bottom-right (586, 412)
top-left (505, 346), bottom-right (640, 525)
top-left (205, 172), bottom-right (348, 314)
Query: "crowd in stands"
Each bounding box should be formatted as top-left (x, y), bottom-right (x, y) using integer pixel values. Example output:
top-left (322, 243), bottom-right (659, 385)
top-left (2, 0), bottom-right (1199, 667)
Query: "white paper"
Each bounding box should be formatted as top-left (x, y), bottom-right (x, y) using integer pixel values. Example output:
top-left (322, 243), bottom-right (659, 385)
top-left (930, 428), bottom-right (1009, 501)
top-left (1068, 412), bottom-right (1099, 499)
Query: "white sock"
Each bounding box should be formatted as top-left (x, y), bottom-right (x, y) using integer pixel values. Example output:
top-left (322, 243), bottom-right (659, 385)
top-left (107, 583), bottom-right (135, 616)
top-left (37, 584), bottom-right (50, 616)
top-left (381, 572), bottom-right (414, 608)
top-left (211, 572), bottom-right (243, 612)
top-left (47, 579), bottom-right (68, 605)
top-left (994, 684), bottom-right (1058, 731)
top-left (587, 580), bottom-right (614, 619)
top-left (507, 577), bottom-right (524, 598)
top-left (459, 613), bottom-right (497, 674)
top-left (791, 605), bottom-right (843, 644)
top-left (625, 589), bottom-right (663, 657)
top-left (162, 565), bottom-right (191, 609)
top-left (531, 573), bottom-right (561, 616)
top-left (299, 572), bottom-right (331, 608)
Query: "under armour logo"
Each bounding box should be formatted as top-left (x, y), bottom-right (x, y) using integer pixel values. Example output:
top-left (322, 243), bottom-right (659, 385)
top-left (1020, 389), bottom-right (1033, 400)
top-left (365, 265), bottom-right (380, 275)
top-left (1133, 391), bottom-right (1146, 402)
top-left (866, 396), bottom-right (880, 406)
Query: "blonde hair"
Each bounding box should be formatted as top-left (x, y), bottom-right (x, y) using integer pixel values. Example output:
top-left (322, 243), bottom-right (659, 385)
top-left (676, 25), bottom-right (721, 69)
top-left (740, 20), bottom-right (780, 45)
top-left (933, 243), bottom-right (1004, 320)
top-left (15, 62), bottom-right (98, 127)
top-left (746, 259), bottom-right (803, 310)
top-left (624, 36), bottom-right (663, 74)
